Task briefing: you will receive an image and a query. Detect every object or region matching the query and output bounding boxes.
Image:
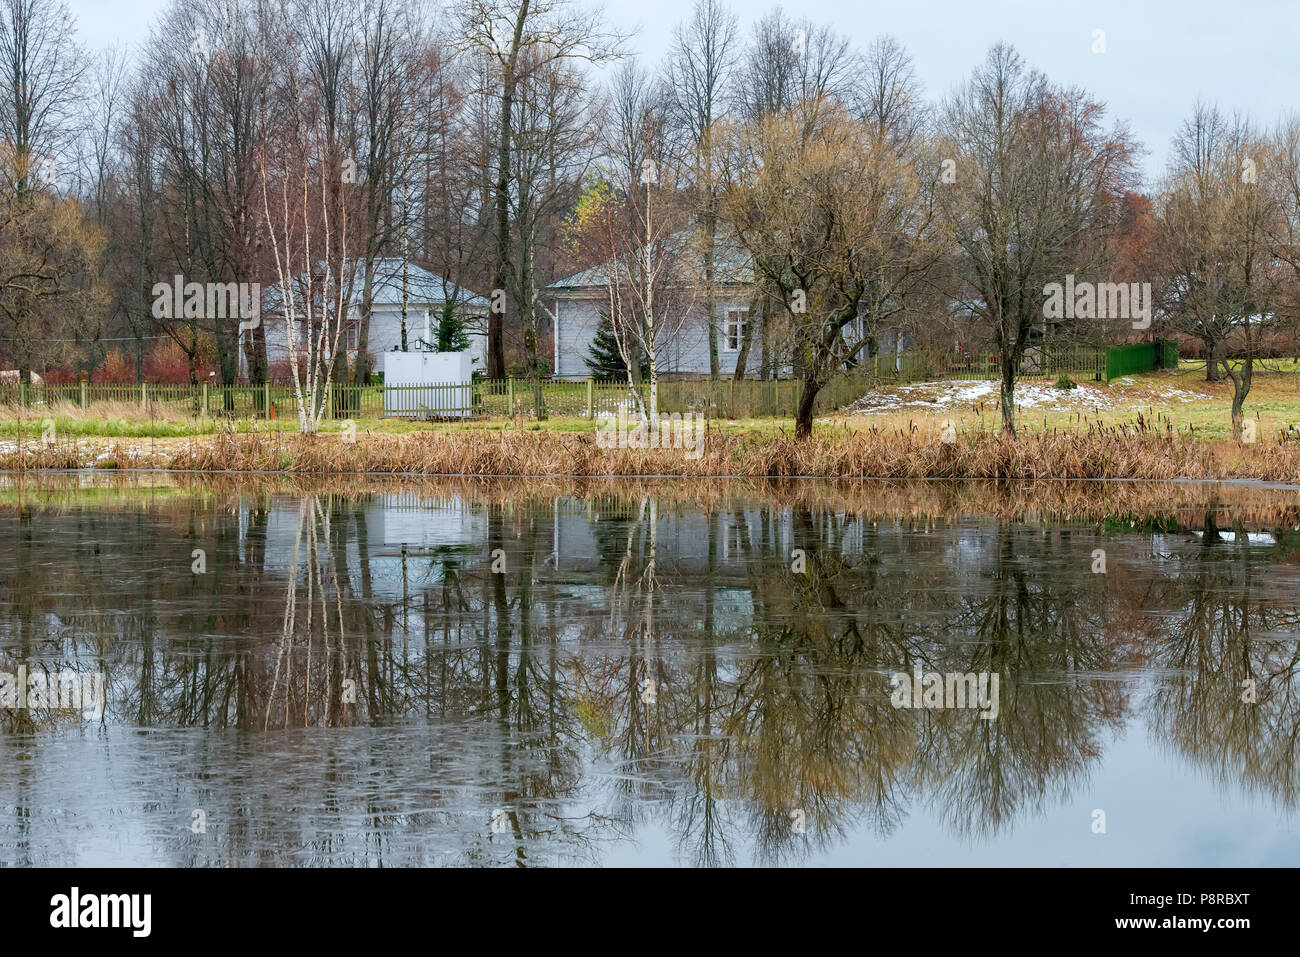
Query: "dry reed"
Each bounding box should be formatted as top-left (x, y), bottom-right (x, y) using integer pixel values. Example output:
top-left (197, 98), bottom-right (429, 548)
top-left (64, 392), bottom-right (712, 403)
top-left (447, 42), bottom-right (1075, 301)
top-left (4, 420), bottom-right (1300, 484)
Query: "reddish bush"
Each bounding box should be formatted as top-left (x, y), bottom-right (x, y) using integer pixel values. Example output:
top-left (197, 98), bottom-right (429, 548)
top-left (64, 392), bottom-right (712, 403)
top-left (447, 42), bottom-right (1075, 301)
top-left (90, 349), bottom-right (137, 384)
top-left (40, 368), bottom-right (77, 385)
top-left (268, 359), bottom-right (300, 384)
top-left (142, 337), bottom-right (216, 383)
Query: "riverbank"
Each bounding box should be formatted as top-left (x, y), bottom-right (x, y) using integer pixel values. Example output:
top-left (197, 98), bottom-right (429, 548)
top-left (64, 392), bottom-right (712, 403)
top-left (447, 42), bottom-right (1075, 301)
top-left (5, 422), bottom-right (1300, 482)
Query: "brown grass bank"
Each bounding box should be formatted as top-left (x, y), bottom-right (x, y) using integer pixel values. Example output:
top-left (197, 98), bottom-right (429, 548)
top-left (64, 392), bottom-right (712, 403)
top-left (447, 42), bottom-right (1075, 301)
top-left (5, 423), bottom-right (1300, 483)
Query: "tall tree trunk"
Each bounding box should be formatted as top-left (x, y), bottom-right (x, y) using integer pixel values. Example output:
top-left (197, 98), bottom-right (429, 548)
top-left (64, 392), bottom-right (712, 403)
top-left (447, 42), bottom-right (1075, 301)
top-left (794, 377), bottom-right (820, 439)
top-left (215, 317), bottom-right (236, 388)
top-left (521, 227), bottom-right (546, 420)
top-left (1205, 338), bottom-right (1220, 382)
top-left (490, 1), bottom-right (530, 382)
top-left (999, 355), bottom-right (1017, 435)
top-left (1228, 356), bottom-right (1252, 439)
top-left (704, 210), bottom-right (719, 379)
top-left (733, 294), bottom-right (758, 379)
top-left (248, 323), bottom-right (268, 388)
top-left (358, 260), bottom-right (375, 384)
top-left (759, 295), bottom-right (772, 381)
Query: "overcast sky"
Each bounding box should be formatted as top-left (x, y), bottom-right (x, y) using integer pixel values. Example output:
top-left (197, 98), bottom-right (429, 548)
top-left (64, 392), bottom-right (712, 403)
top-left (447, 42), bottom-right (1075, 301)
top-left (70, 0), bottom-right (1300, 189)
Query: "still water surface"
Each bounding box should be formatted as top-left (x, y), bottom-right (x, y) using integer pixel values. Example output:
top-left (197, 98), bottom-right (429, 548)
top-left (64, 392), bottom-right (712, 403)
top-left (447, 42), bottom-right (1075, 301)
top-left (1, 476), bottom-right (1298, 866)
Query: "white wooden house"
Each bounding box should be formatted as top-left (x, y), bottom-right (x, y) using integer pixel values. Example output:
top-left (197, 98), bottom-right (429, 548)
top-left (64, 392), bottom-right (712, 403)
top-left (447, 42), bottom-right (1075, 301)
top-left (544, 239), bottom-right (761, 380)
top-left (252, 259), bottom-right (490, 377)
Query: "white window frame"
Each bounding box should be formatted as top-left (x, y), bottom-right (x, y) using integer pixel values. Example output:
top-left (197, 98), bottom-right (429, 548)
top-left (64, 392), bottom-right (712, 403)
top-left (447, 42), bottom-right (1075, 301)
top-left (723, 308), bottom-right (748, 352)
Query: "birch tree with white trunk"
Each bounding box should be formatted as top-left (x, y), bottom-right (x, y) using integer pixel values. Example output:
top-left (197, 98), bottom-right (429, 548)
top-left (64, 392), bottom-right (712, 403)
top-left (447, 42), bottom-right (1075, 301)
top-left (257, 0), bottom-right (356, 434)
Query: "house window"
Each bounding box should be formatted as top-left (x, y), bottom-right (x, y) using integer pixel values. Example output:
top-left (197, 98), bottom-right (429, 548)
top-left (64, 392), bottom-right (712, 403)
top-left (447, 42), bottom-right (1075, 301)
top-left (724, 309), bottom-right (748, 351)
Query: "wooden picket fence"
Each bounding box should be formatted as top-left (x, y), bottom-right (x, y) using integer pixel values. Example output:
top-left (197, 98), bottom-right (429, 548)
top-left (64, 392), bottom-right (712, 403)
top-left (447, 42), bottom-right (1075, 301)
top-left (0, 344), bottom-right (1131, 422)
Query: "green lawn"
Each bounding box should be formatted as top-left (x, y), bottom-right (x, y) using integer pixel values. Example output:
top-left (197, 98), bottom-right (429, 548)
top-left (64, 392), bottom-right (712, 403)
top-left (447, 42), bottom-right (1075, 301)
top-left (3, 366), bottom-right (1297, 442)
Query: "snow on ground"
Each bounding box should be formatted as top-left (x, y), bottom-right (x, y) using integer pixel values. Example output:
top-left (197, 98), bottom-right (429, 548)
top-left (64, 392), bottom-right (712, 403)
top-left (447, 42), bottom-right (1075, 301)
top-left (1107, 376), bottom-right (1204, 403)
top-left (841, 379), bottom-right (1115, 415)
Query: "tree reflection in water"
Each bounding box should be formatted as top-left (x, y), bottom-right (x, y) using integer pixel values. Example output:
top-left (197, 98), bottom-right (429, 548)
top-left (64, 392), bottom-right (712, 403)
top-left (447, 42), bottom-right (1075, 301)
top-left (0, 479), bottom-right (1298, 865)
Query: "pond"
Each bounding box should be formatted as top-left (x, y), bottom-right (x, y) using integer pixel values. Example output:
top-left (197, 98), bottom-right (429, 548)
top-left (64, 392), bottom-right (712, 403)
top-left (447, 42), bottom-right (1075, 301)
top-left (0, 474), bottom-right (1298, 866)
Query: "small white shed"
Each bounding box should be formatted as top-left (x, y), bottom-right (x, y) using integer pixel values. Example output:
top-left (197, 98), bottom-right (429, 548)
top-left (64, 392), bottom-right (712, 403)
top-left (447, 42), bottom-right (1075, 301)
top-left (383, 350), bottom-right (474, 419)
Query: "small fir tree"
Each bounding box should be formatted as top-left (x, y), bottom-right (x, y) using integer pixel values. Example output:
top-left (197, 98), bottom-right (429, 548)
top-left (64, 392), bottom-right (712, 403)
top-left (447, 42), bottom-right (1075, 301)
top-left (436, 300), bottom-right (471, 352)
top-left (585, 311), bottom-right (648, 380)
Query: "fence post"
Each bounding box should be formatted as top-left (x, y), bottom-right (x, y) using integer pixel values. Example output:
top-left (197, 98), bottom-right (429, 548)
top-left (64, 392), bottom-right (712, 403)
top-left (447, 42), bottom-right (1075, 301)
top-left (140, 381), bottom-right (147, 409)
top-left (507, 375), bottom-right (514, 415)
top-left (586, 376), bottom-right (594, 418)
top-left (263, 381), bottom-right (271, 419)
top-left (19, 382), bottom-right (25, 409)
top-left (201, 383), bottom-right (208, 418)
top-left (80, 379), bottom-right (87, 408)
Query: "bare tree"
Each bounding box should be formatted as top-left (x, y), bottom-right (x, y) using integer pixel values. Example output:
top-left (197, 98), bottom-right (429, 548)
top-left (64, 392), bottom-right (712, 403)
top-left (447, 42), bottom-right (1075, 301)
top-left (1156, 102), bottom-right (1241, 382)
top-left (135, 0), bottom-right (272, 397)
top-left (936, 43), bottom-right (1138, 434)
top-left (570, 59), bottom-right (695, 425)
top-left (348, 0), bottom-right (428, 385)
top-left (65, 45), bottom-right (129, 375)
top-left (1155, 104), bottom-right (1283, 436)
top-left (509, 52), bottom-right (598, 416)
top-left (457, 0), bottom-right (622, 380)
top-left (417, 34), bottom-right (492, 355)
top-left (734, 9), bottom-right (859, 129)
top-left (858, 36), bottom-right (926, 154)
top-left (666, 0), bottom-right (737, 381)
top-left (0, 0), bottom-right (98, 384)
top-left (257, 0), bottom-right (355, 433)
top-left (731, 9), bottom-right (862, 380)
top-left (722, 104), bottom-right (943, 438)
top-left (0, 0), bottom-right (86, 196)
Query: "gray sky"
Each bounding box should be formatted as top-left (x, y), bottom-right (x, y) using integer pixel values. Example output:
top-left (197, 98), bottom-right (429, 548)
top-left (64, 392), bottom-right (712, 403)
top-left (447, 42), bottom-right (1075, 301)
top-left (70, 0), bottom-right (1300, 188)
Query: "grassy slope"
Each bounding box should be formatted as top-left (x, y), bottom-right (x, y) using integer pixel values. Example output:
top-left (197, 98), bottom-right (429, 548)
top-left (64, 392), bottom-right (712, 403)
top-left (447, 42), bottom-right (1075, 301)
top-left (0, 364), bottom-right (1296, 443)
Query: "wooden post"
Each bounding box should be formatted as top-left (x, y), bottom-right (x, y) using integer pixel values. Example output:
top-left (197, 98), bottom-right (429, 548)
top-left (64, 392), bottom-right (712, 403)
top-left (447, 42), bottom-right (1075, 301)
top-left (263, 381), bottom-right (271, 419)
top-left (140, 381), bottom-right (147, 409)
top-left (507, 375), bottom-right (514, 416)
top-left (202, 383), bottom-right (209, 419)
top-left (19, 382), bottom-right (26, 409)
top-left (586, 377), bottom-right (594, 418)
top-left (80, 380), bottom-right (87, 408)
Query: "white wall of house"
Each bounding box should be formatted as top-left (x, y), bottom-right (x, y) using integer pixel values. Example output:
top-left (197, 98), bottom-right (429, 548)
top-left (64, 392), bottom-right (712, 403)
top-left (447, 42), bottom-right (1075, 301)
top-left (552, 293), bottom-right (761, 379)
top-left (261, 304), bottom-right (488, 375)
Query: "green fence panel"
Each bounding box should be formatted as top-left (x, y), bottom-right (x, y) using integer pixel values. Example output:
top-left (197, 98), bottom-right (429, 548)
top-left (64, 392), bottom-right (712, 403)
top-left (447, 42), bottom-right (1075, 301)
top-left (1104, 342), bottom-right (1173, 381)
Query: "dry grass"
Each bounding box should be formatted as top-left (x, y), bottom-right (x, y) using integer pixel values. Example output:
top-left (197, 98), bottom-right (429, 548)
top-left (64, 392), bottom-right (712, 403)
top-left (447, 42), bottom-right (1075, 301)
top-left (5, 418), bottom-right (1300, 483)
top-left (170, 420), bottom-right (1300, 483)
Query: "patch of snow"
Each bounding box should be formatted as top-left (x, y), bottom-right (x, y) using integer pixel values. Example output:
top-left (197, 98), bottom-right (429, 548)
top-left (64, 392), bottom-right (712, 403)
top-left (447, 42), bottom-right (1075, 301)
top-left (841, 379), bottom-right (1114, 415)
top-left (1110, 375), bottom-right (1204, 403)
